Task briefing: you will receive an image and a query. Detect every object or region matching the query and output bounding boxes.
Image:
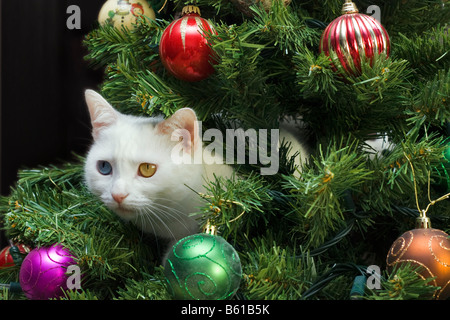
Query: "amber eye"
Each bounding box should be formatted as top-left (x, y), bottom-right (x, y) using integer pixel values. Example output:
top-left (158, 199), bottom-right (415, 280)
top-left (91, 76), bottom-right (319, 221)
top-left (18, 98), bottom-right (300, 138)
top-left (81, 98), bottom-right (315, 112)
top-left (138, 163), bottom-right (157, 178)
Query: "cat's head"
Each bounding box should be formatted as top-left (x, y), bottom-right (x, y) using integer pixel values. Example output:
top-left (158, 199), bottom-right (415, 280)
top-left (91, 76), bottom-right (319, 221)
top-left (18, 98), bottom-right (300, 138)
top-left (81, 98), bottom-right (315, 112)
top-left (83, 90), bottom-right (202, 236)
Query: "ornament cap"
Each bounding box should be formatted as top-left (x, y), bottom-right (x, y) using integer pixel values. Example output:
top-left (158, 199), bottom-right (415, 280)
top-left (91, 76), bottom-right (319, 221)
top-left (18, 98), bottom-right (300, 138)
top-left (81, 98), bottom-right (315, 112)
top-left (416, 212), bottom-right (432, 229)
top-left (341, 0), bottom-right (359, 14)
top-left (182, 5), bottom-right (201, 16)
top-left (203, 219), bottom-right (218, 236)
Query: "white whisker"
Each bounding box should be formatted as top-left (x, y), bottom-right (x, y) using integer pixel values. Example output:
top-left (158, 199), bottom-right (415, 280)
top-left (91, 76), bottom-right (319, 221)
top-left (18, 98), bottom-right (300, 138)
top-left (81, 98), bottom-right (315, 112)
top-left (139, 205), bottom-right (177, 241)
top-left (135, 208), bottom-right (165, 256)
top-left (150, 202), bottom-right (198, 234)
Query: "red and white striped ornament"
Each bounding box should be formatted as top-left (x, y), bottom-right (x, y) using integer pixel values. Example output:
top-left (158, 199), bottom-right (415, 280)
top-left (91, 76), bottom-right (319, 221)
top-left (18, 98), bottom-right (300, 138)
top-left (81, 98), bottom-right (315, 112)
top-left (319, 0), bottom-right (390, 78)
top-left (159, 6), bottom-right (217, 82)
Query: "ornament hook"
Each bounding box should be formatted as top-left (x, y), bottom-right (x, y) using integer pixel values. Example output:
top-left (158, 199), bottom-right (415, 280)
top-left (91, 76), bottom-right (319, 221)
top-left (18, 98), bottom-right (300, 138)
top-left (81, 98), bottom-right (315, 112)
top-left (404, 151), bottom-right (450, 229)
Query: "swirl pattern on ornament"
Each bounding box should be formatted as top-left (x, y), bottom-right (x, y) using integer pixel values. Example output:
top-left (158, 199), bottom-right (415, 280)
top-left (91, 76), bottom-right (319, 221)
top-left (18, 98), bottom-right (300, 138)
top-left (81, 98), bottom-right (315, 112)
top-left (165, 234), bottom-right (242, 300)
top-left (386, 228), bottom-right (450, 300)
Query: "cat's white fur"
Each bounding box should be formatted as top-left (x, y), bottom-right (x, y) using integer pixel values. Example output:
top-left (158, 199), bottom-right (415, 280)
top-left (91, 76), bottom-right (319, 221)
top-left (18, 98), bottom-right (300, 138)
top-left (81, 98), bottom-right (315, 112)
top-left (84, 90), bottom-right (233, 242)
top-left (83, 90), bottom-right (308, 243)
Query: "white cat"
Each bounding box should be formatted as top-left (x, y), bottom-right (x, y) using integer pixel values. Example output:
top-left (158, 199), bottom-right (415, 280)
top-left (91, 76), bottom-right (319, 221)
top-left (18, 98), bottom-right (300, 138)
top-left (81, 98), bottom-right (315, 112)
top-left (83, 90), bottom-right (308, 244)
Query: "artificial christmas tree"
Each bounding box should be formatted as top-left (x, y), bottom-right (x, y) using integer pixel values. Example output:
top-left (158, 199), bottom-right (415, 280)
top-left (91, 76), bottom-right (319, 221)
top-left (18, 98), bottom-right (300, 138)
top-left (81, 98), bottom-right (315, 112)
top-left (0, 0), bottom-right (449, 303)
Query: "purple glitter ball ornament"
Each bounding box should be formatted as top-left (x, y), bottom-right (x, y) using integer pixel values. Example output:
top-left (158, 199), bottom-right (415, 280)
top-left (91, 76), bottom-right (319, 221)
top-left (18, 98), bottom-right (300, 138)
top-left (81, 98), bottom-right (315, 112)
top-left (19, 244), bottom-right (77, 300)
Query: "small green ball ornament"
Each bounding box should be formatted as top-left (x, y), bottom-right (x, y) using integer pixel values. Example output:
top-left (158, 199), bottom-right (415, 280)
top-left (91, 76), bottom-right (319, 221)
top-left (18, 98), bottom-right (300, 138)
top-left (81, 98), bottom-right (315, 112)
top-left (164, 233), bottom-right (242, 300)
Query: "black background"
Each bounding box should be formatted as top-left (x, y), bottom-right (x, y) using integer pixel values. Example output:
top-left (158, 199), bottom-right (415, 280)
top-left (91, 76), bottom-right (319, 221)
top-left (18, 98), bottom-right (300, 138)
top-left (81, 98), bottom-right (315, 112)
top-left (1, 0), bottom-right (106, 194)
top-left (1, 1), bottom-right (106, 245)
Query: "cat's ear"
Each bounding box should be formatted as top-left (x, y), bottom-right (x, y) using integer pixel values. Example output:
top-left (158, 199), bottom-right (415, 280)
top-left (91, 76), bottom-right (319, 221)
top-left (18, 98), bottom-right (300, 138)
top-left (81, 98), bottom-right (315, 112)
top-left (85, 90), bottom-right (118, 140)
top-left (156, 108), bottom-right (200, 154)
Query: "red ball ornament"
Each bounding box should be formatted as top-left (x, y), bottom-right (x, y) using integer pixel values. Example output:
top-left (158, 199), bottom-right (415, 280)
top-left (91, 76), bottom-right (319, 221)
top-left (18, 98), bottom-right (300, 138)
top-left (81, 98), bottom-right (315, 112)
top-left (159, 6), bottom-right (217, 82)
top-left (0, 244), bottom-right (30, 269)
top-left (319, 0), bottom-right (390, 78)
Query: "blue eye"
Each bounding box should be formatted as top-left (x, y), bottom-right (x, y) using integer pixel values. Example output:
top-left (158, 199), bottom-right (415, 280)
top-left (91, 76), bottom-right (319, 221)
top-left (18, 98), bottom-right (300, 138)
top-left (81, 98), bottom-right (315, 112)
top-left (97, 161), bottom-right (112, 175)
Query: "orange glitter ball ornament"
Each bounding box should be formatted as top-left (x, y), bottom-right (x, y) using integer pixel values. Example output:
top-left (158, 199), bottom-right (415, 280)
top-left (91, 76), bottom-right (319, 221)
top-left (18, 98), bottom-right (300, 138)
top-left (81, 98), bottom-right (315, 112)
top-left (386, 216), bottom-right (450, 300)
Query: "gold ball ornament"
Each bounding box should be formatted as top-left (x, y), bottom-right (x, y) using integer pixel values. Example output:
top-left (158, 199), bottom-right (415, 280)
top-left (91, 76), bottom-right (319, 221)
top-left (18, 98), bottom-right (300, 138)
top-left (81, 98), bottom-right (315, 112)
top-left (98, 0), bottom-right (155, 30)
top-left (386, 217), bottom-right (450, 300)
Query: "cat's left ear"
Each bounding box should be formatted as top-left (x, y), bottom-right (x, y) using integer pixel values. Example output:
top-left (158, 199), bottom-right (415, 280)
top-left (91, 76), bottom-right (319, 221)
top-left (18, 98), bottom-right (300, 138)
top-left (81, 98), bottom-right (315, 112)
top-left (156, 108), bottom-right (200, 154)
top-left (85, 90), bottom-right (119, 140)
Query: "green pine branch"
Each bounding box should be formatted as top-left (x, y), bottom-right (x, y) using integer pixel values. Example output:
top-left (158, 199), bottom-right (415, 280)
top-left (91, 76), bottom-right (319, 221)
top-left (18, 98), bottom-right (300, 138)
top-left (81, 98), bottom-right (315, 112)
top-left (392, 26), bottom-right (450, 79)
top-left (283, 138), bottom-right (375, 248)
top-left (405, 68), bottom-right (450, 128)
top-left (1, 159), bottom-right (159, 299)
top-left (241, 239), bottom-right (318, 300)
top-left (366, 263), bottom-right (439, 300)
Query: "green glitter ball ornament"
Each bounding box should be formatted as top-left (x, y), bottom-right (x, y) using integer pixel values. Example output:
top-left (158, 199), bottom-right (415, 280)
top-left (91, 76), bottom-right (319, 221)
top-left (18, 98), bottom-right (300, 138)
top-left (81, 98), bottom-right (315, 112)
top-left (164, 233), bottom-right (242, 300)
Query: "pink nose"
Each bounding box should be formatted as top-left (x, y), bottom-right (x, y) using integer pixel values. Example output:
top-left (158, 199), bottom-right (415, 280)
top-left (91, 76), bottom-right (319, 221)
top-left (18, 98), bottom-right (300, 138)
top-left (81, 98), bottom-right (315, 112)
top-left (112, 193), bottom-right (128, 204)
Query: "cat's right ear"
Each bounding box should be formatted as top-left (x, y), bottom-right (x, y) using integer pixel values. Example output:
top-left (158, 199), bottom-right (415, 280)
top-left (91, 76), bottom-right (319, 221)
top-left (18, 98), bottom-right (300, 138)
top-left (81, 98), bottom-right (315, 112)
top-left (85, 90), bottom-right (118, 140)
